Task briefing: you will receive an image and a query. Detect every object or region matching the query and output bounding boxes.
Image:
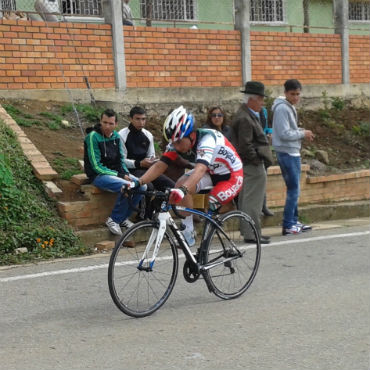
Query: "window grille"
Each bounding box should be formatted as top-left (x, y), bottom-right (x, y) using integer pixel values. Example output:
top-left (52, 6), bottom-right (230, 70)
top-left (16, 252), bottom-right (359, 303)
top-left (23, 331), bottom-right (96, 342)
top-left (349, 0), bottom-right (370, 21)
top-left (0, 0), bottom-right (16, 11)
top-left (250, 0), bottom-right (284, 22)
top-left (61, 0), bottom-right (101, 16)
top-left (140, 0), bottom-right (195, 21)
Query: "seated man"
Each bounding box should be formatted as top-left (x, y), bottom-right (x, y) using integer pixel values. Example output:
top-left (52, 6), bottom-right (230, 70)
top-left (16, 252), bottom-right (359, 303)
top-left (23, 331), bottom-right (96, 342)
top-left (128, 106), bottom-right (244, 246)
top-left (84, 108), bottom-right (145, 236)
top-left (119, 106), bottom-right (175, 219)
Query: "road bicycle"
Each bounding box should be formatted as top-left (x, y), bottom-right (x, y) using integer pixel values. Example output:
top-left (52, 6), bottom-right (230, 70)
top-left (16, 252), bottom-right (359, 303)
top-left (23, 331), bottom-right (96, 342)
top-left (108, 189), bottom-right (261, 318)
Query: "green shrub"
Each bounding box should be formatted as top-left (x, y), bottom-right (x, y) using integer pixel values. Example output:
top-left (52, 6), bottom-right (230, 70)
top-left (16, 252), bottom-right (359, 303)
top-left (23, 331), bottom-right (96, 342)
top-left (0, 120), bottom-right (87, 265)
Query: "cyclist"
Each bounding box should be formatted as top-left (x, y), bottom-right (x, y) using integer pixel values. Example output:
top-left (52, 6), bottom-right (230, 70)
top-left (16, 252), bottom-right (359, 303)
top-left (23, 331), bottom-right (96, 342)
top-left (128, 106), bottom-right (244, 246)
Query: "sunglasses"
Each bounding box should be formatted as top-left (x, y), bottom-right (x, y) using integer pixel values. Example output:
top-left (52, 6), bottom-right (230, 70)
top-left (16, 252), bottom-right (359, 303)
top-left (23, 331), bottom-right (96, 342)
top-left (211, 113), bottom-right (224, 118)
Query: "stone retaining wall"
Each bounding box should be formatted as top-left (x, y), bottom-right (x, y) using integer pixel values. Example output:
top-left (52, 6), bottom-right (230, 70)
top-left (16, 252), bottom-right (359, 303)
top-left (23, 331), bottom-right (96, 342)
top-left (1, 104), bottom-right (369, 230)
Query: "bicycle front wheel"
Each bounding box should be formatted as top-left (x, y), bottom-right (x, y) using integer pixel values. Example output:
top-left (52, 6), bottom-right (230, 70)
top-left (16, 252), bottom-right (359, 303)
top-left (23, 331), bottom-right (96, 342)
top-left (108, 221), bottom-right (178, 318)
top-left (203, 211), bottom-right (261, 300)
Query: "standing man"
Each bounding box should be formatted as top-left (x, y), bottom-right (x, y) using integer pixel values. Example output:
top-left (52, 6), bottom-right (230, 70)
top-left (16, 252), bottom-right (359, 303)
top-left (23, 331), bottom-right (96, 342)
top-left (272, 79), bottom-right (314, 235)
top-left (231, 81), bottom-right (273, 244)
top-left (122, 0), bottom-right (134, 26)
top-left (84, 109), bottom-right (145, 236)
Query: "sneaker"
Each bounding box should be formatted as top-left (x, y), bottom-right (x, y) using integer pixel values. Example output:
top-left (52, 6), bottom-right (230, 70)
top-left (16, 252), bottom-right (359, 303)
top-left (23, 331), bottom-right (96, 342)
top-left (282, 224), bottom-right (302, 236)
top-left (106, 217), bottom-right (122, 236)
top-left (120, 219), bottom-right (134, 228)
top-left (296, 222), bottom-right (312, 232)
top-left (182, 229), bottom-right (196, 247)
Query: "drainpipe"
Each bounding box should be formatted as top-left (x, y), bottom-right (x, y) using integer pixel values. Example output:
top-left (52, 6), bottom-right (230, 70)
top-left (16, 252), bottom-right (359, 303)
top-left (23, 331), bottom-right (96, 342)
top-left (334, 0), bottom-right (350, 84)
top-left (102, 0), bottom-right (126, 91)
top-left (234, 0), bottom-right (251, 84)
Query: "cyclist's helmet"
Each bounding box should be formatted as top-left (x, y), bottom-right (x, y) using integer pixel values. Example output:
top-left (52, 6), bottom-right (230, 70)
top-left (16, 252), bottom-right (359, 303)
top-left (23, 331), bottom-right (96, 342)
top-left (163, 106), bottom-right (194, 143)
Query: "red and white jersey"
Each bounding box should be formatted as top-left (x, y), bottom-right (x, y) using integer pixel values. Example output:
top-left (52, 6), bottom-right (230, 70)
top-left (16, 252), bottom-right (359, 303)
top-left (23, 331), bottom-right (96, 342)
top-left (161, 128), bottom-right (242, 175)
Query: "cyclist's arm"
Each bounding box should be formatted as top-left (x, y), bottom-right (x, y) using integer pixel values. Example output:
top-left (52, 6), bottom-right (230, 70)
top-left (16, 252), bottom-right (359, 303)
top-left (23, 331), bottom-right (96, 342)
top-left (138, 160), bottom-right (168, 185)
top-left (179, 163), bottom-right (208, 193)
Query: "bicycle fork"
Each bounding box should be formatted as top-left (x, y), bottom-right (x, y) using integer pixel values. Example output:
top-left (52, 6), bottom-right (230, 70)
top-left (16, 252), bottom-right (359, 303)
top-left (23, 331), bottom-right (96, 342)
top-left (137, 213), bottom-right (168, 271)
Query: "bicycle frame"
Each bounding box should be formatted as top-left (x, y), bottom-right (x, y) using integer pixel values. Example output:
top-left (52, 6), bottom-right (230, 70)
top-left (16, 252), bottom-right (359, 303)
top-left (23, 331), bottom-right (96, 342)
top-left (138, 203), bottom-right (243, 277)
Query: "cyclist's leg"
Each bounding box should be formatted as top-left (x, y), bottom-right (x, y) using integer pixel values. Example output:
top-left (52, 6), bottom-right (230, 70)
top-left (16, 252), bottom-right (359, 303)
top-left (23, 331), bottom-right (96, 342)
top-left (174, 172), bottom-right (213, 246)
top-left (208, 169), bottom-right (243, 210)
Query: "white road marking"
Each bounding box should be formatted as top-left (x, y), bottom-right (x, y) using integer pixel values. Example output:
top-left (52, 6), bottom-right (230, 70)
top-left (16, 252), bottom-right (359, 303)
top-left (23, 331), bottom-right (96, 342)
top-left (0, 231), bottom-right (369, 283)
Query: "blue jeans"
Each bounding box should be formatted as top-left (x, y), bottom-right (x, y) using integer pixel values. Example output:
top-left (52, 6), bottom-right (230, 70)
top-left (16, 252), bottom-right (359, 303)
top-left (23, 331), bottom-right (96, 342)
top-left (92, 175), bottom-right (145, 224)
top-left (276, 152), bottom-right (301, 229)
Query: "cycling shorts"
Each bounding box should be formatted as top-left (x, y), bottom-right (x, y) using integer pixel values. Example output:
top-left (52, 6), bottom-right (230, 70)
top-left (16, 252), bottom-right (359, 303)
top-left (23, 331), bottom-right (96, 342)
top-left (185, 168), bottom-right (243, 206)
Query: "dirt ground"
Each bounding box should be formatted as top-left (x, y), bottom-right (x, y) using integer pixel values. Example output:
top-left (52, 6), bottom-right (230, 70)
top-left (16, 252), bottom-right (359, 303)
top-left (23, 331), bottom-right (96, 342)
top-left (1, 98), bottom-right (369, 178)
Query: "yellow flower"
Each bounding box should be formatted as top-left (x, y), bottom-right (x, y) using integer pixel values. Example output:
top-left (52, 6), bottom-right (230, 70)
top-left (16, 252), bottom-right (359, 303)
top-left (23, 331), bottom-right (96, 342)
top-left (44, 241), bottom-right (48, 245)
top-left (36, 238), bottom-right (41, 243)
top-left (41, 244), bottom-right (45, 248)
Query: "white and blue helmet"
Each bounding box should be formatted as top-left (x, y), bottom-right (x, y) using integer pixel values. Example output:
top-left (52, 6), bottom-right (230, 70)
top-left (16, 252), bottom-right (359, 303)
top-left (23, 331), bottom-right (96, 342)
top-left (163, 106), bottom-right (194, 143)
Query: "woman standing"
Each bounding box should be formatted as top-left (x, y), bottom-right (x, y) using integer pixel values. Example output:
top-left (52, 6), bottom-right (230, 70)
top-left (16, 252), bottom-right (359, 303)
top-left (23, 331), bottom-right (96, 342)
top-left (203, 106), bottom-right (232, 141)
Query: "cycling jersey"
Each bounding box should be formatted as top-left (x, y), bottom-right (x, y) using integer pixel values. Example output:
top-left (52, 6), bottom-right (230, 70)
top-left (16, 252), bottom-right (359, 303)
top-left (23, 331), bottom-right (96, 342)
top-left (160, 128), bottom-right (243, 205)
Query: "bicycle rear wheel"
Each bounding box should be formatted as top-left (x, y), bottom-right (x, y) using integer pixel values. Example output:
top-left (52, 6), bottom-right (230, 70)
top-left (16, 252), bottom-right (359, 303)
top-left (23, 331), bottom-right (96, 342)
top-left (203, 211), bottom-right (261, 300)
top-left (108, 221), bottom-right (178, 317)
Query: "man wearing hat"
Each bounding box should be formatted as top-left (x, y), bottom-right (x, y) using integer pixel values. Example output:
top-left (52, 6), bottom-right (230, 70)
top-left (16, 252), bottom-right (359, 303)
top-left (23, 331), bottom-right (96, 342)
top-left (231, 81), bottom-right (273, 244)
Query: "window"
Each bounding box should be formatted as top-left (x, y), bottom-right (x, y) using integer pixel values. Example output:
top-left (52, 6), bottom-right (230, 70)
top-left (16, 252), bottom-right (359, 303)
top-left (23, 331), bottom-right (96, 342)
top-left (349, 0), bottom-right (370, 21)
top-left (61, 0), bottom-right (102, 16)
top-left (250, 0), bottom-right (284, 22)
top-left (140, 0), bottom-right (195, 21)
top-left (0, 0), bottom-right (16, 12)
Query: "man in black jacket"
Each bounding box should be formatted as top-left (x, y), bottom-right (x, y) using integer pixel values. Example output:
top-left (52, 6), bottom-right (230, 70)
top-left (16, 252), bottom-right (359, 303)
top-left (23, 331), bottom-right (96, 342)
top-left (119, 106), bottom-right (174, 219)
top-left (231, 81), bottom-right (273, 244)
top-left (84, 109), bottom-right (145, 236)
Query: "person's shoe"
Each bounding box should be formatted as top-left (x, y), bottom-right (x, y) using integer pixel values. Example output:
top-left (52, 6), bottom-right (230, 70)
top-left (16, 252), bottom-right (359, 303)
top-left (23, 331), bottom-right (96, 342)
top-left (262, 207), bottom-right (274, 217)
top-left (120, 219), bottom-right (134, 228)
top-left (106, 217), bottom-right (122, 236)
top-left (244, 235), bottom-right (270, 244)
top-left (296, 222), bottom-right (312, 232)
top-left (282, 224), bottom-right (302, 236)
top-left (182, 229), bottom-right (196, 247)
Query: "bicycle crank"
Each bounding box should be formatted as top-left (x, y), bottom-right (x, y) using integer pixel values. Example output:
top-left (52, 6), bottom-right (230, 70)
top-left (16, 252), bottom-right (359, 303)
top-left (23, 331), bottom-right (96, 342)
top-left (183, 260), bottom-right (200, 283)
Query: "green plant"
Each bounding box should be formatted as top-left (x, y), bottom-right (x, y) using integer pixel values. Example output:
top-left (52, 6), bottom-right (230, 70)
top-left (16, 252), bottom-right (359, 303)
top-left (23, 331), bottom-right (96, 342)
top-left (52, 156), bottom-right (81, 180)
top-left (61, 103), bottom-right (103, 124)
top-left (330, 96), bottom-right (345, 111)
top-left (352, 121), bottom-right (370, 136)
top-left (0, 120), bottom-right (87, 265)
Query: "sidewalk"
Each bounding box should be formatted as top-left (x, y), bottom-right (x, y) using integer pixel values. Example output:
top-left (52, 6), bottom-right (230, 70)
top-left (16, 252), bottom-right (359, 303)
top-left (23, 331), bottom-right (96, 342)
top-left (263, 217), bottom-right (369, 238)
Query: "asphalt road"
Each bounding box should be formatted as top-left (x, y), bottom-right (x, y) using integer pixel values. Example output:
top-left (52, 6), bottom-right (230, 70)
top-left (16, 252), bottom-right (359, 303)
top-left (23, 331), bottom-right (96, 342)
top-left (1, 223), bottom-right (369, 370)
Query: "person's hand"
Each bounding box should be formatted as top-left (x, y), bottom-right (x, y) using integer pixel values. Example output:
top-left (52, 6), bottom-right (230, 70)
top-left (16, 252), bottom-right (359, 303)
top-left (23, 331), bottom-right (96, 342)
top-left (128, 179), bottom-right (140, 189)
top-left (140, 158), bottom-right (157, 168)
top-left (169, 188), bottom-right (185, 204)
top-left (304, 130), bottom-right (315, 142)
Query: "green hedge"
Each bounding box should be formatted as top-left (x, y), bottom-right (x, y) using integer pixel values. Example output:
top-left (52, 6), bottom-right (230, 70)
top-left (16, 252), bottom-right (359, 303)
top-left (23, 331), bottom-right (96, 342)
top-left (0, 120), bottom-right (88, 265)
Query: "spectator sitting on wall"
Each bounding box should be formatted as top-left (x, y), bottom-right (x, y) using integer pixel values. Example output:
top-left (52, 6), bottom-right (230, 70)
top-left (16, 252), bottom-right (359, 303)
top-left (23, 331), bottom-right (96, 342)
top-left (84, 109), bottom-right (145, 236)
top-left (122, 0), bottom-right (134, 26)
top-left (119, 106), bottom-right (175, 219)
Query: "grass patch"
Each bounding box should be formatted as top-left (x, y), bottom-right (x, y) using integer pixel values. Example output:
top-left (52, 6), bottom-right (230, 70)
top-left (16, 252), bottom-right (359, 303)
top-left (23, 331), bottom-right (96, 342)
top-left (0, 120), bottom-right (88, 265)
top-left (52, 156), bottom-right (81, 180)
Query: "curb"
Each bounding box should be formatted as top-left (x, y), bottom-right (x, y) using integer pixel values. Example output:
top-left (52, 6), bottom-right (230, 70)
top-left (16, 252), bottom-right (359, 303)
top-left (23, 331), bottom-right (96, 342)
top-left (76, 200), bottom-right (369, 250)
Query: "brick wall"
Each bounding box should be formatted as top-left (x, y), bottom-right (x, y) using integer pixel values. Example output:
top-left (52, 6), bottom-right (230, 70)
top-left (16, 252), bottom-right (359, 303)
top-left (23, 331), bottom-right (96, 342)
top-left (349, 35), bottom-right (370, 83)
top-left (0, 19), bottom-right (369, 90)
top-left (0, 19), bottom-right (115, 89)
top-left (250, 31), bottom-right (342, 85)
top-left (124, 26), bottom-right (242, 88)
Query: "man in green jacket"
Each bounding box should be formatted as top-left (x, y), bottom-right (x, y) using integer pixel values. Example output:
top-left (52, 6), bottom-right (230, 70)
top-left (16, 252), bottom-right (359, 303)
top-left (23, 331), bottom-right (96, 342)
top-left (84, 109), bottom-right (145, 236)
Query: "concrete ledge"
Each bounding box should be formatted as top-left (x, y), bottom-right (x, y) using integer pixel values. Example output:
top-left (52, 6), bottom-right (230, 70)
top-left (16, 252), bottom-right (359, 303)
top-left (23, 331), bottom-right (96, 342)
top-left (262, 200), bottom-right (370, 227)
top-left (307, 169), bottom-right (370, 183)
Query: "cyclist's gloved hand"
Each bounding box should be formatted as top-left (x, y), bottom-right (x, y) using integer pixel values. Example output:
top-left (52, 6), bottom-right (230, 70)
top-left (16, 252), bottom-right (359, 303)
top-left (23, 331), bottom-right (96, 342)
top-left (169, 188), bottom-right (185, 203)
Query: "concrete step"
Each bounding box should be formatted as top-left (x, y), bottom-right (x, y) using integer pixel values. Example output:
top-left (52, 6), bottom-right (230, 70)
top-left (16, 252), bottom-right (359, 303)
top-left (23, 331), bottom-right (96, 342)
top-left (75, 200), bottom-right (369, 251)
